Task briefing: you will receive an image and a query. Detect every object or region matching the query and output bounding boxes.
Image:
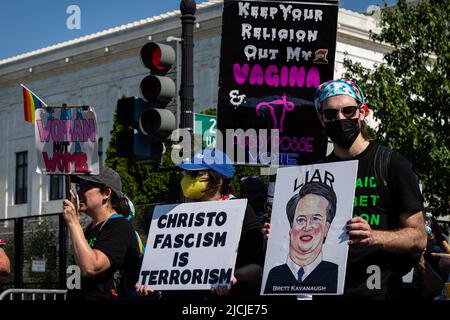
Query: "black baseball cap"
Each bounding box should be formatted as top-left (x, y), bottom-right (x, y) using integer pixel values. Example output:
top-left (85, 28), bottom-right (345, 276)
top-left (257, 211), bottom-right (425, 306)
top-left (71, 167), bottom-right (122, 198)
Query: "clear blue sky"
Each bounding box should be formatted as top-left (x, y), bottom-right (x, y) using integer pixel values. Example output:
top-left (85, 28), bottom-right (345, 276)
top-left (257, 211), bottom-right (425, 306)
top-left (0, 0), bottom-right (397, 60)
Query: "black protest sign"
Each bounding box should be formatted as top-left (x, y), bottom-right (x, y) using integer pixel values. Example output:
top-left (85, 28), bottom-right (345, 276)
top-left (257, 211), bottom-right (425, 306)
top-left (217, 0), bottom-right (338, 165)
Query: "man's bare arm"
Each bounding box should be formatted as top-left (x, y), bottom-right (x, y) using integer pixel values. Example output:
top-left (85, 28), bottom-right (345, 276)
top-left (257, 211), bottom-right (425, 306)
top-left (348, 211), bottom-right (427, 253)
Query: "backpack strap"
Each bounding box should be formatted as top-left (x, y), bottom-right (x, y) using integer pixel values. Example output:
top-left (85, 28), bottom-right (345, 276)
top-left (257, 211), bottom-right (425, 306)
top-left (98, 213), bottom-right (123, 232)
top-left (372, 144), bottom-right (421, 275)
top-left (372, 144), bottom-right (393, 212)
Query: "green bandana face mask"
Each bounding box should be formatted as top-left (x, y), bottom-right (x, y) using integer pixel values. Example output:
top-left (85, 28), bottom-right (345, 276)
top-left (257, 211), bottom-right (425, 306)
top-left (180, 175), bottom-right (208, 200)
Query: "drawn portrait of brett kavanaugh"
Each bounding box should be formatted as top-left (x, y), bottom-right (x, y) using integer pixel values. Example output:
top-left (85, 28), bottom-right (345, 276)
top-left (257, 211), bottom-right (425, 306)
top-left (264, 182), bottom-right (338, 294)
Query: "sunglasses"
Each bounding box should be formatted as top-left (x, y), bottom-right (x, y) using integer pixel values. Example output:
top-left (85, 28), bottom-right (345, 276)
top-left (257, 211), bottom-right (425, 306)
top-left (76, 181), bottom-right (104, 193)
top-left (320, 105), bottom-right (360, 121)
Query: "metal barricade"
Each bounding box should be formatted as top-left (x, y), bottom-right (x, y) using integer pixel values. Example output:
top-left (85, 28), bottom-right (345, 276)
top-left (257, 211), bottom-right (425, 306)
top-left (0, 288), bottom-right (67, 300)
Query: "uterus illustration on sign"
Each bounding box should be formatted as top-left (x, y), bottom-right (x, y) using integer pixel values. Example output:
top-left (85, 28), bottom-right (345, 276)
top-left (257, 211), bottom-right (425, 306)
top-left (256, 94), bottom-right (295, 133)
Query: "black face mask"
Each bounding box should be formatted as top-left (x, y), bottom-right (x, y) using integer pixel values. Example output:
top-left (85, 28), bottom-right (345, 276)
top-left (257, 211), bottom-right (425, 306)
top-left (325, 119), bottom-right (360, 149)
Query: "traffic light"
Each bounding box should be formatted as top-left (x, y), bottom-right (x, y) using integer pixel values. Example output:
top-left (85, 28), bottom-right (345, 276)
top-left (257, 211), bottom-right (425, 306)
top-left (115, 97), bottom-right (165, 163)
top-left (115, 97), bottom-right (134, 159)
top-left (115, 42), bottom-right (177, 163)
top-left (139, 42), bottom-right (177, 161)
top-left (140, 42), bottom-right (176, 103)
top-left (140, 41), bottom-right (176, 128)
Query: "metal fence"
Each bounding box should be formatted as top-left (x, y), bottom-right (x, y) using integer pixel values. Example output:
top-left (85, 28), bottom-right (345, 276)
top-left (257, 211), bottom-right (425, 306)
top-left (0, 288), bottom-right (67, 301)
top-left (0, 213), bottom-right (71, 293)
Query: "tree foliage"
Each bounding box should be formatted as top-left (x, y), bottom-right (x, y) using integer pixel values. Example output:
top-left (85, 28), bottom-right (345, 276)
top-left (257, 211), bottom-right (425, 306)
top-left (343, 0), bottom-right (449, 217)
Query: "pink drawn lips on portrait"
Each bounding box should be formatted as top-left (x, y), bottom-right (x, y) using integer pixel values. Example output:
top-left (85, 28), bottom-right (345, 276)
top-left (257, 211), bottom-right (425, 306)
top-left (300, 235), bottom-right (313, 242)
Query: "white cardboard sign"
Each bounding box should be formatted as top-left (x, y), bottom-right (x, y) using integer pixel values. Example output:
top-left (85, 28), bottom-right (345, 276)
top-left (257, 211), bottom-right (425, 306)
top-left (261, 161), bottom-right (358, 295)
top-left (34, 107), bottom-right (99, 175)
top-left (139, 199), bottom-right (247, 290)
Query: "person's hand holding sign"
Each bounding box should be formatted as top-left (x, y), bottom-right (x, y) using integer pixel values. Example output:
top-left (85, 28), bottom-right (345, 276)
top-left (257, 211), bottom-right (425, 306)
top-left (135, 283), bottom-right (155, 296)
top-left (347, 212), bottom-right (426, 253)
top-left (346, 216), bottom-right (375, 246)
top-left (211, 276), bottom-right (238, 296)
top-left (262, 222), bottom-right (271, 241)
top-left (63, 190), bottom-right (80, 226)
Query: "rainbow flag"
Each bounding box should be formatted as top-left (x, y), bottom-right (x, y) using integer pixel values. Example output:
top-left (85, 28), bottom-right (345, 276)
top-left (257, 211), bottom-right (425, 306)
top-left (21, 84), bottom-right (46, 124)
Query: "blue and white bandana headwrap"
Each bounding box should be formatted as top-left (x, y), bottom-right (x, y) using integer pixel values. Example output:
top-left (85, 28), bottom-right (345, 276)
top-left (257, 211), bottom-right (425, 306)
top-left (314, 78), bottom-right (367, 112)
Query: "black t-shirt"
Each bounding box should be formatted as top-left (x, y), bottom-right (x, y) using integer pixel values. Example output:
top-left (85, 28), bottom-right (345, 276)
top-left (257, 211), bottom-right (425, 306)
top-left (235, 204), bottom-right (265, 269)
top-left (230, 204), bottom-right (265, 297)
top-left (326, 142), bottom-right (423, 299)
top-left (67, 215), bottom-right (141, 300)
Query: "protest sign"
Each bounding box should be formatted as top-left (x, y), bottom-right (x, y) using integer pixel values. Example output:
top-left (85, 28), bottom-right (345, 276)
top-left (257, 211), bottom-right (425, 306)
top-left (217, 0), bottom-right (339, 165)
top-left (139, 199), bottom-right (247, 290)
top-left (34, 107), bottom-right (99, 175)
top-left (261, 160), bottom-right (358, 295)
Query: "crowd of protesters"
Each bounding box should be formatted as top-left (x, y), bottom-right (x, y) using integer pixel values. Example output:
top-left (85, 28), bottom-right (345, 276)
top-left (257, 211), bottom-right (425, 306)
top-left (63, 78), bottom-right (450, 300)
top-left (1, 78), bottom-right (448, 301)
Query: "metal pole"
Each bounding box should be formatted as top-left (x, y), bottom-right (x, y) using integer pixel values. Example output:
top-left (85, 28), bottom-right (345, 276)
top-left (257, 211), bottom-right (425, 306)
top-left (14, 218), bottom-right (23, 296)
top-left (59, 176), bottom-right (70, 289)
top-left (44, 105), bottom-right (90, 109)
top-left (179, 0), bottom-right (196, 203)
top-left (179, 0), bottom-right (196, 149)
top-left (58, 214), bottom-right (67, 290)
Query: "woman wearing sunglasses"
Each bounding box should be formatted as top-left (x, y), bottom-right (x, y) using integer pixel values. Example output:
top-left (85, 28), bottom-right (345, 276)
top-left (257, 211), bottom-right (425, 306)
top-left (63, 167), bottom-right (142, 300)
top-left (314, 79), bottom-right (426, 300)
top-left (136, 149), bottom-right (264, 298)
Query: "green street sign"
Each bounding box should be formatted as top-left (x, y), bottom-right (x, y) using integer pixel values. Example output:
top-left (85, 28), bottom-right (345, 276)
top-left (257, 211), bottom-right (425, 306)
top-left (194, 113), bottom-right (217, 148)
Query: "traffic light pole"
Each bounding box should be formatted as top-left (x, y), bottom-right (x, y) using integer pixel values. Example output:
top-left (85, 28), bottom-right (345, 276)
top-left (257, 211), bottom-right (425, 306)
top-left (180, 0), bottom-right (196, 157)
top-left (178, 0), bottom-right (196, 203)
